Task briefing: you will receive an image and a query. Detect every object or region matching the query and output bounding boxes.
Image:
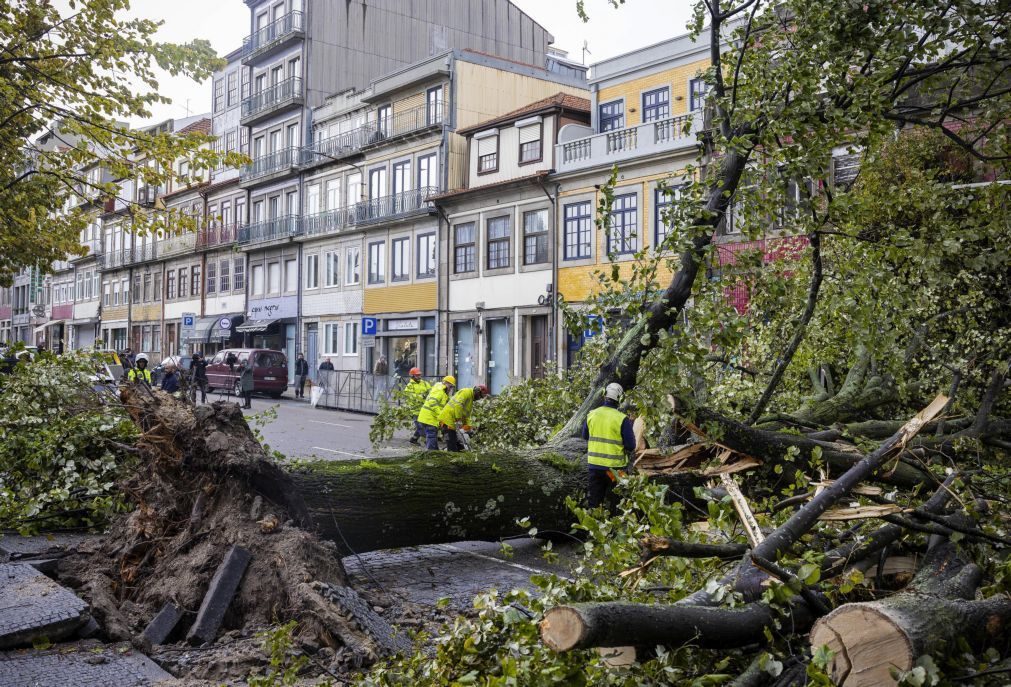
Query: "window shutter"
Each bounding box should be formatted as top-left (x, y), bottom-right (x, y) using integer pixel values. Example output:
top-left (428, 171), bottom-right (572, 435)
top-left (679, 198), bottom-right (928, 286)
top-left (477, 136), bottom-right (497, 157)
top-left (519, 125), bottom-right (540, 145)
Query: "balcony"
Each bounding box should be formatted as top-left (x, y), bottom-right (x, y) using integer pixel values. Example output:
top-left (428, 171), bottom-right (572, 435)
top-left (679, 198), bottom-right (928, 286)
top-left (101, 250), bottom-right (131, 269)
top-left (159, 232), bottom-right (197, 258)
top-left (555, 113), bottom-right (701, 174)
top-left (242, 11), bottom-right (304, 64)
top-left (237, 215), bottom-right (302, 246)
top-left (302, 186), bottom-right (438, 238)
top-left (364, 102), bottom-right (446, 149)
top-left (240, 76), bottom-right (304, 126)
top-left (239, 147), bottom-right (302, 187)
top-left (299, 127), bottom-right (373, 170)
top-left (137, 184), bottom-right (161, 206)
top-left (70, 238), bottom-right (103, 263)
top-left (127, 243), bottom-right (158, 265)
top-left (197, 223), bottom-right (241, 250)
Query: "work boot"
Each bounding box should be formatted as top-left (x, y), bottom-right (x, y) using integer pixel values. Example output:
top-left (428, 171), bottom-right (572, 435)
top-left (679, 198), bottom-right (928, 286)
top-left (409, 437), bottom-right (419, 445)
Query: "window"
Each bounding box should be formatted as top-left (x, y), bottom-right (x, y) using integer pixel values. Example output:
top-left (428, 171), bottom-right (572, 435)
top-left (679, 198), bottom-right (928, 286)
top-left (417, 153), bottom-right (437, 192)
top-left (689, 78), bottom-right (709, 112)
top-left (598, 100), bottom-right (624, 132)
top-left (226, 71), bottom-right (237, 107)
top-left (121, 278), bottom-right (130, 304)
top-left (486, 216), bottom-right (511, 270)
top-left (655, 186), bottom-right (682, 248)
top-left (206, 261), bottom-right (216, 294)
top-left (113, 281), bottom-right (121, 306)
top-left (251, 263), bottom-right (264, 295)
top-left (346, 172), bottom-right (362, 206)
top-left (477, 135), bottom-right (498, 173)
top-left (133, 274), bottom-right (141, 303)
top-left (367, 241), bottom-right (385, 284)
top-left (191, 266), bottom-right (201, 296)
top-left (417, 233), bottom-right (436, 278)
top-left (454, 222), bottom-right (476, 273)
top-left (523, 209), bottom-right (549, 265)
top-left (305, 253), bottom-right (319, 289)
top-left (178, 268), bottom-right (188, 298)
top-left (324, 251), bottom-right (339, 287)
top-left (564, 201), bottom-right (592, 260)
top-left (143, 273), bottom-right (152, 301)
top-left (642, 87), bottom-right (670, 122)
top-left (213, 78), bottom-right (224, 112)
top-left (267, 262), bottom-right (281, 293)
top-left (345, 247), bottom-right (360, 285)
top-left (344, 322), bottom-right (359, 355)
top-left (392, 160), bottom-right (411, 195)
top-left (306, 184), bottom-right (320, 215)
top-left (376, 104), bottom-right (391, 136)
top-left (325, 179), bottom-right (341, 209)
top-left (426, 85), bottom-right (444, 125)
top-left (369, 167), bottom-right (387, 200)
top-left (323, 323), bottom-right (340, 354)
top-left (153, 272), bottom-right (161, 301)
top-left (284, 258), bottom-right (297, 292)
top-left (608, 193), bottom-right (639, 255)
top-left (287, 56), bottom-right (300, 79)
top-left (392, 237), bottom-right (410, 282)
top-left (271, 65), bottom-right (283, 86)
top-left (103, 281), bottom-right (110, 306)
top-left (285, 189), bottom-right (298, 216)
top-left (518, 124), bottom-right (542, 163)
top-left (220, 258), bottom-right (231, 292)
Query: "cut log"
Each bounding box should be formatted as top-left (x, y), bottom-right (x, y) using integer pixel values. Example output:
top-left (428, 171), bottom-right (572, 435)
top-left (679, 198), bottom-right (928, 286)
top-left (809, 543), bottom-right (1011, 686)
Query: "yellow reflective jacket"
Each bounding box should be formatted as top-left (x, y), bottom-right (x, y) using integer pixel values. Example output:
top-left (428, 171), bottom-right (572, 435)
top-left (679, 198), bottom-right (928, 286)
top-left (417, 382), bottom-right (450, 426)
top-left (586, 404), bottom-right (628, 469)
top-left (404, 378), bottom-right (432, 410)
top-left (438, 387), bottom-right (475, 428)
top-left (128, 368), bottom-right (152, 384)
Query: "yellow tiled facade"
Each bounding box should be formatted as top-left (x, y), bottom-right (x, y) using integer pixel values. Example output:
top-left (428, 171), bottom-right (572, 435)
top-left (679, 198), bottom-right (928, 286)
top-left (132, 303), bottom-right (162, 322)
top-left (364, 282), bottom-right (437, 314)
top-left (596, 58), bottom-right (710, 127)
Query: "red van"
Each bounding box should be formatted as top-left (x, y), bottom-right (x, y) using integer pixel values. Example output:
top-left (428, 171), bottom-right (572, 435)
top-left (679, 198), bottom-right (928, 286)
top-left (205, 348), bottom-right (288, 398)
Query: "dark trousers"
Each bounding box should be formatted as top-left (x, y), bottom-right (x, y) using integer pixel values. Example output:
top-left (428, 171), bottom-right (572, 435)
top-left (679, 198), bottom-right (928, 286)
top-left (422, 423), bottom-right (439, 450)
top-left (587, 468), bottom-right (617, 509)
top-left (296, 374), bottom-right (307, 398)
top-left (242, 390), bottom-right (252, 408)
top-left (195, 379), bottom-right (207, 404)
top-left (412, 420), bottom-right (424, 441)
top-left (446, 428), bottom-right (464, 452)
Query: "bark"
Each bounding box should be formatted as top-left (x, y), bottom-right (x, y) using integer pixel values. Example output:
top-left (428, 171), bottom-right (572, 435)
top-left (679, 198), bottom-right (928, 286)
top-left (540, 599), bottom-right (815, 652)
top-left (810, 543), bottom-right (1011, 686)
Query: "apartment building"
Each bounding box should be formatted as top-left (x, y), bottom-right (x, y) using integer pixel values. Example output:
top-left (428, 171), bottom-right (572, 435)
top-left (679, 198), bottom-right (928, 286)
top-left (434, 93), bottom-right (591, 392)
top-left (551, 32), bottom-right (713, 367)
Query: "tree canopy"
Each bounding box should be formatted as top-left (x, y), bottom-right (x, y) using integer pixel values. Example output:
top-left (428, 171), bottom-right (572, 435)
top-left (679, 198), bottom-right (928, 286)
top-left (0, 0), bottom-right (231, 285)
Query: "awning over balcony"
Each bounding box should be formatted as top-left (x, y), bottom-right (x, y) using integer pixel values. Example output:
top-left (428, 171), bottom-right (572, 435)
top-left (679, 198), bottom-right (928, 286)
top-left (235, 318), bottom-right (278, 334)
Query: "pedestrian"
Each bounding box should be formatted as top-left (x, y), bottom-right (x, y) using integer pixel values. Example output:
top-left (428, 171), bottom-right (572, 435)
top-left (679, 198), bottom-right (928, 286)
top-left (191, 352), bottom-right (208, 403)
top-left (122, 347), bottom-right (135, 370)
top-left (294, 352), bottom-right (309, 399)
top-left (319, 357), bottom-right (334, 372)
top-left (127, 353), bottom-right (152, 385)
top-left (239, 360), bottom-right (254, 409)
top-left (160, 362), bottom-right (180, 394)
top-left (372, 354), bottom-right (389, 401)
top-left (405, 367), bottom-right (432, 445)
top-left (438, 384), bottom-right (488, 452)
top-left (582, 383), bottom-right (635, 509)
top-left (416, 375), bottom-right (455, 450)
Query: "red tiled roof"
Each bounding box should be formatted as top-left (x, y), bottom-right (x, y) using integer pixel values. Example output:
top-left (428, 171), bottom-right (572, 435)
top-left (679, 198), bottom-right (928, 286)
top-left (177, 118), bottom-right (212, 136)
top-left (457, 92), bottom-right (590, 136)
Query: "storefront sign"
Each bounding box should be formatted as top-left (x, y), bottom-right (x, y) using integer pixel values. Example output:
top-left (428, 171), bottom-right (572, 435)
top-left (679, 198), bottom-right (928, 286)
top-left (385, 318), bottom-right (418, 332)
top-left (247, 296), bottom-right (297, 321)
top-left (219, 317), bottom-right (232, 330)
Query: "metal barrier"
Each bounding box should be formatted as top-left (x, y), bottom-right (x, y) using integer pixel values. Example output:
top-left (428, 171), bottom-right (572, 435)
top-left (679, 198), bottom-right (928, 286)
top-left (309, 370), bottom-right (441, 414)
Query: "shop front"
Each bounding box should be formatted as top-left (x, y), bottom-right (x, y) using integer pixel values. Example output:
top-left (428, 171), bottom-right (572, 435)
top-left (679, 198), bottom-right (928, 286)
top-left (367, 314), bottom-right (438, 380)
top-left (47, 304), bottom-right (73, 353)
top-left (100, 320), bottom-right (128, 352)
top-left (185, 314), bottom-right (245, 356)
top-left (241, 296), bottom-right (298, 383)
top-left (69, 317), bottom-right (99, 350)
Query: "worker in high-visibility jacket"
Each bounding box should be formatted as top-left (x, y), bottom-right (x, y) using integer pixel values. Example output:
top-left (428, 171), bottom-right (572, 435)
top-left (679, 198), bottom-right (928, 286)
top-left (582, 382), bottom-right (636, 508)
top-left (405, 367), bottom-right (432, 445)
top-left (417, 376), bottom-right (456, 450)
top-left (438, 384), bottom-right (488, 452)
top-left (127, 353), bottom-right (152, 385)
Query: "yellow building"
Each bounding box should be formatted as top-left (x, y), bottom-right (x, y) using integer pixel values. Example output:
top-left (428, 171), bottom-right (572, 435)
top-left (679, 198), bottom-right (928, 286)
top-left (552, 32), bottom-right (714, 366)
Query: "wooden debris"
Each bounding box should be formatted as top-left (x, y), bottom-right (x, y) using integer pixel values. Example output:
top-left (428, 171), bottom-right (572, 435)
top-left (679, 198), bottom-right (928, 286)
top-left (818, 504), bottom-right (905, 521)
top-left (720, 473), bottom-right (765, 546)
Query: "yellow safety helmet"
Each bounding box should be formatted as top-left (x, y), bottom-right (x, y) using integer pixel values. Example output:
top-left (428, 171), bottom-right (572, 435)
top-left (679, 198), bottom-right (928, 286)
top-left (443, 375), bottom-right (456, 386)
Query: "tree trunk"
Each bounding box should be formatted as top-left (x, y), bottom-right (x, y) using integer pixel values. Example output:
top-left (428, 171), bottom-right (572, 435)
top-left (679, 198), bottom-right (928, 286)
top-left (810, 543), bottom-right (1011, 686)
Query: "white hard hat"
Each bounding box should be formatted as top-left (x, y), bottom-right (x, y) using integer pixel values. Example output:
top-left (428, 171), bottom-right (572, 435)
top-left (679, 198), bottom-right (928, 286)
top-left (135, 353), bottom-right (149, 362)
top-left (605, 382), bottom-right (623, 401)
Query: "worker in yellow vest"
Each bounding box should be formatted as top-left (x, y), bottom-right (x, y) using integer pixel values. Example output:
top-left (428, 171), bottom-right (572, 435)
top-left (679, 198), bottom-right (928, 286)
top-left (582, 382), bottom-right (635, 508)
top-left (417, 375), bottom-right (456, 450)
top-left (405, 367), bottom-right (432, 445)
top-left (438, 384), bottom-right (488, 451)
top-left (127, 353), bottom-right (152, 385)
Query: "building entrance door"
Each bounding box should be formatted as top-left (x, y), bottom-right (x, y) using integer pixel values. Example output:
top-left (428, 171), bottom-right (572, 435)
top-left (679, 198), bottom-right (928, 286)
top-left (307, 325), bottom-right (318, 381)
top-left (486, 318), bottom-right (510, 395)
top-left (529, 315), bottom-right (548, 379)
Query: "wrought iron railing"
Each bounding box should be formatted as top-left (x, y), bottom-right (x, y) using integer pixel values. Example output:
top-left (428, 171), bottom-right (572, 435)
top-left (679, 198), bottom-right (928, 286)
top-left (241, 76), bottom-right (303, 121)
top-left (237, 215), bottom-right (302, 245)
top-left (159, 232), bottom-right (197, 257)
top-left (367, 101), bottom-right (446, 145)
top-left (242, 10), bottom-right (304, 58)
top-left (302, 186), bottom-right (438, 237)
top-left (197, 223), bottom-right (241, 249)
top-left (127, 243), bottom-right (158, 265)
top-left (240, 147), bottom-right (301, 182)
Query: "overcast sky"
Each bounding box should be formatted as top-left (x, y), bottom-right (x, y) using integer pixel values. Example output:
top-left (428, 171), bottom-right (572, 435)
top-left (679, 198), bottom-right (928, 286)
top-left (134, 0), bottom-right (695, 124)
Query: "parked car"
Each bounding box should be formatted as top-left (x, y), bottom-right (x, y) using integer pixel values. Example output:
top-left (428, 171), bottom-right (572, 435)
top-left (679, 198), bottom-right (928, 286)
top-left (205, 348), bottom-right (288, 398)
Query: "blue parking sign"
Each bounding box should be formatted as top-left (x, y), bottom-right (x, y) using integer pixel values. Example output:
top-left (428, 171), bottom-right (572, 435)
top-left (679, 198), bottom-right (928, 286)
top-left (361, 317), bottom-right (378, 336)
top-left (183, 315), bottom-right (195, 327)
top-left (584, 315), bottom-right (604, 339)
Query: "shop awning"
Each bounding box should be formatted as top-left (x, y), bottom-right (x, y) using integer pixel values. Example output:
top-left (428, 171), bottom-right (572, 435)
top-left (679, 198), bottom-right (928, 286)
top-left (68, 317), bottom-right (98, 325)
top-left (235, 318), bottom-right (278, 334)
top-left (183, 316), bottom-right (219, 344)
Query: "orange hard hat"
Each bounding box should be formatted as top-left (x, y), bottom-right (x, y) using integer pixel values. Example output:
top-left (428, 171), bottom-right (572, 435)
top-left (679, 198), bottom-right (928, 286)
top-left (409, 367), bottom-right (422, 376)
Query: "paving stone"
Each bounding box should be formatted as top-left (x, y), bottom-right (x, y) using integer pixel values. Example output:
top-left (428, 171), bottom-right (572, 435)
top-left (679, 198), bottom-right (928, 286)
top-left (0, 563), bottom-right (89, 649)
top-left (140, 603), bottom-right (182, 646)
top-left (0, 641), bottom-right (174, 686)
top-left (0, 533), bottom-right (101, 563)
top-left (315, 583), bottom-right (412, 656)
top-left (186, 545), bottom-right (251, 645)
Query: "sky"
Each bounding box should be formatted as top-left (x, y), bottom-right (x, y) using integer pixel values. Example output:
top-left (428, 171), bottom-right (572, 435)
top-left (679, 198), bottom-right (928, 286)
top-left (130, 0), bottom-right (696, 124)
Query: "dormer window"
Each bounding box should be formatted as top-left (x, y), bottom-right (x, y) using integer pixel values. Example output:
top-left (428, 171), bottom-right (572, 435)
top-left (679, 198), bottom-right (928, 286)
top-left (475, 129), bottom-right (499, 174)
top-left (517, 117), bottom-right (543, 165)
